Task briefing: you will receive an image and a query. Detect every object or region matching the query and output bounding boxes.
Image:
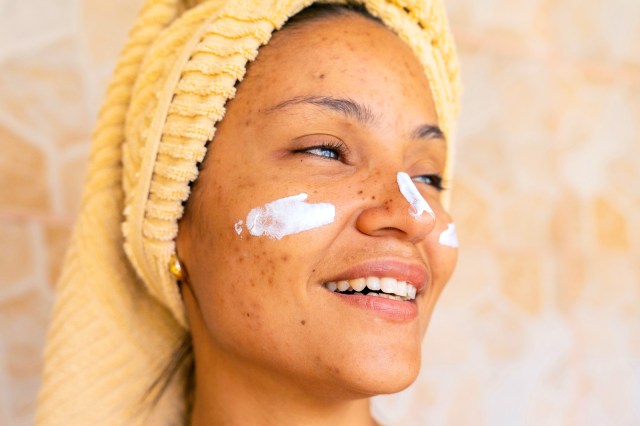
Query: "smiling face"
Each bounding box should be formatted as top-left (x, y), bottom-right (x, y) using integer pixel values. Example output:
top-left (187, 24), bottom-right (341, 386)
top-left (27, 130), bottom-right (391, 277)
top-left (177, 12), bottom-right (458, 400)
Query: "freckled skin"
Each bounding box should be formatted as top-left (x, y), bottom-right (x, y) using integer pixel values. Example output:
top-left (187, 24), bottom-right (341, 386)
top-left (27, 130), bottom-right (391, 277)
top-left (177, 13), bottom-right (457, 426)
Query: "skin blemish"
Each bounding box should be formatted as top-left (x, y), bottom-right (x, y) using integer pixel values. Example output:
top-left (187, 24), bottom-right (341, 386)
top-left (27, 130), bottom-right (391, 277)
top-left (439, 222), bottom-right (459, 248)
top-left (234, 220), bottom-right (243, 236)
top-left (300, 320), bottom-right (306, 325)
top-left (239, 193), bottom-right (335, 240)
top-left (396, 172), bottom-right (435, 219)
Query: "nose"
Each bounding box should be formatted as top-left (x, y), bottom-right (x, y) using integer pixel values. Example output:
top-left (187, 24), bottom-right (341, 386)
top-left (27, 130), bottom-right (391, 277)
top-left (355, 173), bottom-right (436, 244)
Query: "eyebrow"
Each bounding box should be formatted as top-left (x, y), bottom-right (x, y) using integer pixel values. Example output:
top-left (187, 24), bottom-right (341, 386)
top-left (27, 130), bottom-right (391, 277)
top-left (264, 95), bottom-right (445, 142)
top-left (411, 123), bottom-right (445, 141)
top-left (265, 95), bottom-right (376, 125)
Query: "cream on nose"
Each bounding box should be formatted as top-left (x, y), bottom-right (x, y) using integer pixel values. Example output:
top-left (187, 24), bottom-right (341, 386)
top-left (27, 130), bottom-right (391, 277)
top-left (396, 172), bottom-right (435, 219)
top-left (355, 172), bottom-right (436, 243)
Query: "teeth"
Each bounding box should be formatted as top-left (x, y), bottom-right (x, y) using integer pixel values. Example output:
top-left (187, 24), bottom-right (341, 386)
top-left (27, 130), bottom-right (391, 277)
top-left (380, 277), bottom-right (397, 294)
top-left (351, 278), bottom-right (366, 292)
top-left (396, 281), bottom-right (407, 297)
top-left (366, 277), bottom-right (381, 291)
top-left (324, 276), bottom-right (418, 301)
top-left (407, 285), bottom-right (416, 299)
top-left (337, 280), bottom-right (350, 292)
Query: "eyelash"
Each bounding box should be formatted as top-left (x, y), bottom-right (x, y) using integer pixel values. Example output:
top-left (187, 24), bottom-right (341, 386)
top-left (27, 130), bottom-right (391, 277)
top-left (296, 141), bottom-right (348, 161)
top-left (296, 142), bottom-right (446, 191)
top-left (413, 175), bottom-right (445, 192)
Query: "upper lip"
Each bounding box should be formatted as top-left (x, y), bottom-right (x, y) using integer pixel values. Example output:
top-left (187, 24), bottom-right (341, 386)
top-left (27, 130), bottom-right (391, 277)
top-left (324, 260), bottom-right (429, 293)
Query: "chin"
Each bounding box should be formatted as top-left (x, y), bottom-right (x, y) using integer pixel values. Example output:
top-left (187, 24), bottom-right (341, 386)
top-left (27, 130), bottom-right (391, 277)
top-left (324, 339), bottom-right (423, 399)
top-left (341, 363), bottom-right (421, 399)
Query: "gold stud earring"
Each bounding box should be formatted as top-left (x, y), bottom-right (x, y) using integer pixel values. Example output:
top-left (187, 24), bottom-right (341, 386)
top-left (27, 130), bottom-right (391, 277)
top-left (169, 255), bottom-right (185, 281)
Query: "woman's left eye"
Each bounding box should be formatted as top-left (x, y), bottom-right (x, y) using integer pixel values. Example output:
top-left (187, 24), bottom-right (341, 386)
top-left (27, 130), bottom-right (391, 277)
top-left (295, 140), bottom-right (347, 161)
top-left (413, 174), bottom-right (445, 191)
top-left (304, 146), bottom-right (340, 160)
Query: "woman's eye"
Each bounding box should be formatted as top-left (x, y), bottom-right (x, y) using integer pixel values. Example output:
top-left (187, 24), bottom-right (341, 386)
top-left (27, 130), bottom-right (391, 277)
top-left (413, 174), bottom-right (444, 191)
top-left (304, 146), bottom-right (340, 160)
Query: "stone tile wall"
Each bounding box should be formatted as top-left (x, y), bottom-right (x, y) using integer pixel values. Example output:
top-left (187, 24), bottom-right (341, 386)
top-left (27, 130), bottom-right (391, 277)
top-left (1, 1), bottom-right (638, 425)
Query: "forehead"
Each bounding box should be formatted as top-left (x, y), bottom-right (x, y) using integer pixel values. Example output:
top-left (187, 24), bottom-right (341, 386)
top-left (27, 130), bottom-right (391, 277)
top-left (237, 13), bottom-right (437, 127)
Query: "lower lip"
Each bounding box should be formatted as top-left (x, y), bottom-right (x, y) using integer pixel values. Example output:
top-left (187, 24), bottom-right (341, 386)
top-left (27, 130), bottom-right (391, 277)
top-left (330, 292), bottom-right (418, 321)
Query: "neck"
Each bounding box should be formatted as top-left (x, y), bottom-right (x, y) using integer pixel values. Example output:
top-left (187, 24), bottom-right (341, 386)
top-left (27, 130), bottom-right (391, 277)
top-left (189, 350), bottom-right (378, 426)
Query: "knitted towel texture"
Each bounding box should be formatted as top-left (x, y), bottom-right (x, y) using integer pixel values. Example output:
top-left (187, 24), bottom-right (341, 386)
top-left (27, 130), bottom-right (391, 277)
top-left (37, 0), bottom-right (461, 424)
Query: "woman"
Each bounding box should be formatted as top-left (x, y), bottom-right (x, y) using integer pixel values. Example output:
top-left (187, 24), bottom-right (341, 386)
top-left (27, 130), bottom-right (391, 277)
top-left (37, 0), bottom-right (461, 424)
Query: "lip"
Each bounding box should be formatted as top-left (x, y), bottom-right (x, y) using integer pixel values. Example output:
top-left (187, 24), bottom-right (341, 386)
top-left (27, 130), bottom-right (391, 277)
top-left (331, 292), bottom-right (418, 321)
top-left (324, 260), bottom-right (429, 293)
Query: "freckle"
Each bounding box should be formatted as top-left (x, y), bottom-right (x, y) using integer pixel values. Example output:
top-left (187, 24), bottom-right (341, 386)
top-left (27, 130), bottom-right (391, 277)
top-left (300, 320), bottom-right (306, 325)
top-left (245, 119), bottom-right (251, 126)
top-left (319, 73), bottom-right (325, 79)
top-left (371, 195), bottom-right (376, 200)
top-left (358, 190), bottom-right (363, 195)
top-left (281, 255), bottom-right (289, 262)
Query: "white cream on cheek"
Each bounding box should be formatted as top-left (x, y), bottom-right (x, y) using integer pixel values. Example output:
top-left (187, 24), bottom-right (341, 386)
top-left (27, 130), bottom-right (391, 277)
top-left (438, 222), bottom-right (459, 248)
top-left (234, 220), bottom-right (243, 236)
top-left (396, 172), bottom-right (435, 219)
top-left (239, 193), bottom-right (335, 240)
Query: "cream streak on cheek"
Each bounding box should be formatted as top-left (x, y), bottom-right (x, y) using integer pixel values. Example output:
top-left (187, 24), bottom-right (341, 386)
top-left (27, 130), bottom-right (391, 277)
top-left (439, 223), bottom-right (459, 248)
top-left (397, 172), bottom-right (435, 219)
top-left (240, 193), bottom-right (335, 240)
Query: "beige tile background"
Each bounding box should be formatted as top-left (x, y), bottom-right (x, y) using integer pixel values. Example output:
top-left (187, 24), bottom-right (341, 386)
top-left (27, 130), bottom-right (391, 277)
top-left (0, 1), bottom-right (638, 425)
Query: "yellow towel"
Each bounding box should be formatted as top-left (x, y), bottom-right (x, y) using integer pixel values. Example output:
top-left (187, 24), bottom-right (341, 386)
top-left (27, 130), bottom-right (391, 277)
top-left (37, 0), bottom-right (461, 424)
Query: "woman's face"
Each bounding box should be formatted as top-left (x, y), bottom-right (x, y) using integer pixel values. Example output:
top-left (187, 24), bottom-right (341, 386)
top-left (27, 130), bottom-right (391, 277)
top-left (177, 13), bottom-right (458, 397)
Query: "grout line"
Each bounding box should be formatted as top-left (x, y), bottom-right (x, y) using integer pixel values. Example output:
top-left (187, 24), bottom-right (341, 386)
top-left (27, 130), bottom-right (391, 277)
top-left (0, 209), bottom-right (75, 226)
top-left (28, 218), bottom-right (50, 290)
top-left (0, 27), bottom-right (75, 62)
top-left (452, 28), bottom-right (640, 89)
top-left (45, 142), bottom-right (66, 216)
top-left (0, 111), bottom-right (46, 150)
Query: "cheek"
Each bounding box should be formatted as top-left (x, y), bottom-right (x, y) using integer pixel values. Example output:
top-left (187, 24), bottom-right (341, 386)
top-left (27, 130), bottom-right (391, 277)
top-left (422, 203), bottom-right (459, 289)
top-left (187, 187), bottom-right (324, 348)
top-left (427, 218), bottom-right (458, 291)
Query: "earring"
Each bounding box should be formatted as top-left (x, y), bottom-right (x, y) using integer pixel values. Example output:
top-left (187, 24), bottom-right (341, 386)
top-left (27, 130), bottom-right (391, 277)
top-left (169, 255), bottom-right (185, 281)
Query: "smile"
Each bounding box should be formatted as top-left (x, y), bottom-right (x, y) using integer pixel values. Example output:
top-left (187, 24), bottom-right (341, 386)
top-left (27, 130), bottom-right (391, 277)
top-left (324, 277), bottom-right (417, 301)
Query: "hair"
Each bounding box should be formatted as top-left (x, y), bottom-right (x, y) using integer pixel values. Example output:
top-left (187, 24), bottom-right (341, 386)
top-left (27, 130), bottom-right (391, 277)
top-left (147, 1), bottom-right (381, 414)
top-left (283, 2), bottom-right (382, 29)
